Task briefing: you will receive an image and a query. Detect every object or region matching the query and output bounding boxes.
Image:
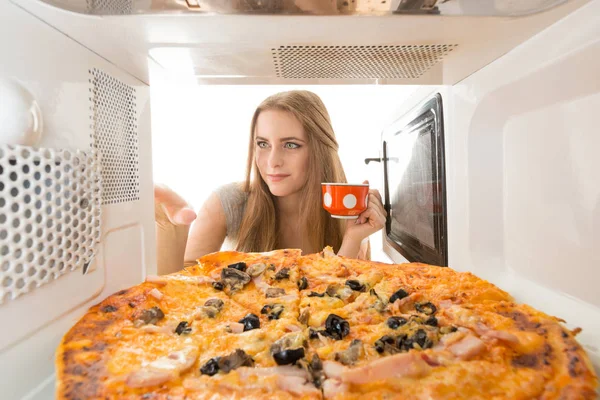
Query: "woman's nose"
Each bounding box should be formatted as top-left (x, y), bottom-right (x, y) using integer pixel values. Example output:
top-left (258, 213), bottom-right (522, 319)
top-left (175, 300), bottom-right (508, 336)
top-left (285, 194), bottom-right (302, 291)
top-left (267, 147), bottom-right (284, 168)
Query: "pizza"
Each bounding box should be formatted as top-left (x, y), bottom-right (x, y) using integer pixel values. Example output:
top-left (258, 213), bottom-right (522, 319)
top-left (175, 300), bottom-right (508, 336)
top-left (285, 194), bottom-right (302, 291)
top-left (56, 248), bottom-right (598, 399)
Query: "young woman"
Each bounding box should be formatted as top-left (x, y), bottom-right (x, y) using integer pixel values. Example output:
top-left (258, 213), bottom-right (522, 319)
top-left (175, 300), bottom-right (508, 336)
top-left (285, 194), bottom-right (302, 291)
top-left (155, 90), bottom-right (386, 274)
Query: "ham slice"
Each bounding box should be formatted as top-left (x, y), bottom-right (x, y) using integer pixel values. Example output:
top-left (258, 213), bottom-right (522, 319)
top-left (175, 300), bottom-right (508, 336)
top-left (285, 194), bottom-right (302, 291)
top-left (148, 288), bottom-right (164, 300)
top-left (322, 360), bottom-right (345, 379)
top-left (339, 352), bottom-right (431, 384)
top-left (237, 366), bottom-right (309, 379)
top-left (276, 375), bottom-right (320, 395)
top-left (448, 335), bottom-right (486, 360)
top-left (126, 346), bottom-right (198, 388)
top-left (322, 379), bottom-right (349, 397)
top-left (229, 322), bottom-right (245, 334)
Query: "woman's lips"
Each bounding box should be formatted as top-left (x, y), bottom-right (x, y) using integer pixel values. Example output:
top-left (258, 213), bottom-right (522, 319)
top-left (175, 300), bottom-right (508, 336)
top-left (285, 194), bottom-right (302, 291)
top-left (268, 174), bottom-right (290, 182)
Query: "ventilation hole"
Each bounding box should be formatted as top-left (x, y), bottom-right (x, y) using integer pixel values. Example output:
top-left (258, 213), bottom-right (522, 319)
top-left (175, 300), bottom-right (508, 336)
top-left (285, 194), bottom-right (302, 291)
top-left (3, 276), bottom-right (13, 287)
top-left (38, 269), bottom-right (47, 280)
top-left (13, 233), bottom-right (21, 243)
top-left (0, 230), bottom-right (7, 240)
top-left (1, 246), bottom-right (8, 256)
top-left (1, 261), bottom-right (9, 272)
top-left (15, 264), bottom-right (24, 274)
top-left (12, 218), bottom-right (20, 229)
top-left (16, 279), bottom-right (25, 289)
top-left (11, 203), bottom-right (19, 213)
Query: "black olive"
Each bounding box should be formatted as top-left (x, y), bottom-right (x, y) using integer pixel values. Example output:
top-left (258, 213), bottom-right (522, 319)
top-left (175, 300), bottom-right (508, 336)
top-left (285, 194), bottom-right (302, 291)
top-left (425, 316), bottom-right (438, 327)
top-left (308, 291), bottom-right (325, 297)
top-left (200, 357), bottom-right (220, 376)
top-left (204, 298), bottom-right (224, 311)
top-left (102, 305), bottom-right (117, 313)
top-left (227, 262), bottom-right (247, 272)
top-left (345, 280), bottom-right (366, 292)
top-left (274, 268), bottom-right (290, 280)
top-left (218, 349), bottom-right (254, 372)
top-left (212, 281), bottom-right (224, 291)
top-left (389, 289), bottom-right (409, 303)
top-left (297, 276), bottom-right (308, 290)
top-left (449, 326), bottom-right (458, 333)
top-left (374, 335), bottom-right (396, 353)
top-left (387, 316), bottom-right (408, 329)
top-left (396, 333), bottom-right (409, 351)
top-left (308, 328), bottom-right (319, 340)
top-left (413, 329), bottom-right (431, 349)
top-left (261, 304), bottom-right (284, 320)
top-left (415, 302), bottom-right (437, 315)
top-left (175, 321), bottom-right (192, 335)
top-left (239, 313), bottom-right (260, 331)
top-left (325, 314), bottom-right (350, 340)
top-left (138, 306), bottom-right (165, 325)
top-left (128, 302), bottom-right (136, 308)
top-left (273, 347), bottom-right (305, 365)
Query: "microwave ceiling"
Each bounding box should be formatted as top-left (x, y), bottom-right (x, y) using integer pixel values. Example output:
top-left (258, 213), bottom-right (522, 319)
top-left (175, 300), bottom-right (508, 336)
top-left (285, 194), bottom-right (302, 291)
top-left (36, 0), bottom-right (569, 16)
top-left (13, 0), bottom-right (589, 85)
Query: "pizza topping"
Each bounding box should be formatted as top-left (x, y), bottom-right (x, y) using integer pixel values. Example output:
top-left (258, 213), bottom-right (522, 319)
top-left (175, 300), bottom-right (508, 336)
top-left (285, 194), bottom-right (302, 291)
top-left (238, 313), bottom-right (261, 331)
top-left (334, 339), bottom-right (363, 366)
top-left (175, 321), bottom-right (192, 335)
top-left (326, 284), bottom-right (353, 301)
top-left (265, 287), bottom-right (286, 298)
top-left (448, 334), bottom-right (486, 359)
top-left (374, 335), bottom-right (398, 354)
top-left (221, 268), bottom-right (252, 291)
top-left (389, 288), bottom-right (409, 303)
top-left (345, 280), bottom-right (366, 292)
top-left (247, 263), bottom-right (267, 277)
top-left (134, 306), bottom-right (165, 326)
top-left (440, 325), bottom-right (458, 334)
top-left (200, 358), bottom-right (221, 376)
top-left (212, 281), bottom-right (224, 291)
top-left (340, 352), bottom-right (431, 384)
top-left (322, 378), bottom-right (350, 397)
top-left (297, 276), bottom-right (308, 290)
top-left (415, 302), bottom-right (437, 315)
top-left (308, 291), bottom-right (325, 297)
top-left (425, 316), bottom-right (438, 327)
top-left (261, 303), bottom-right (284, 320)
top-left (276, 374), bottom-right (320, 395)
top-left (227, 262), bottom-right (247, 272)
top-left (273, 347), bottom-right (306, 365)
top-left (387, 316), bottom-right (408, 329)
top-left (101, 305), bottom-right (118, 313)
top-left (218, 349), bottom-right (255, 372)
top-left (325, 314), bottom-right (350, 340)
top-left (298, 308), bottom-right (310, 325)
top-left (127, 346), bottom-right (198, 388)
top-left (274, 267), bottom-right (290, 280)
top-left (148, 288), bottom-right (164, 301)
top-left (271, 332), bottom-right (307, 354)
top-left (370, 289), bottom-right (388, 312)
top-left (228, 322), bottom-right (245, 334)
top-left (195, 300), bottom-right (223, 319)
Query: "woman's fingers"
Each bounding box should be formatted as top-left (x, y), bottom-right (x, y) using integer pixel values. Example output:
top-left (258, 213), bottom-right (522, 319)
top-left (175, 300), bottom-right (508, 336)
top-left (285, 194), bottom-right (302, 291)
top-left (154, 184), bottom-right (197, 226)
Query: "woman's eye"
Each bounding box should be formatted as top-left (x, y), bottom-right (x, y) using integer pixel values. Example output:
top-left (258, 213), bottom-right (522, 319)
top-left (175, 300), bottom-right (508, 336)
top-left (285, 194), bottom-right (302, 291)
top-left (257, 141), bottom-right (269, 149)
top-left (284, 142), bottom-right (300, 149)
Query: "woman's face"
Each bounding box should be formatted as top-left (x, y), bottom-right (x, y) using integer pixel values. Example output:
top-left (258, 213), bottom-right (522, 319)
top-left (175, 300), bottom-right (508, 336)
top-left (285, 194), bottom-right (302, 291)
top-left (254, 109), bottom-right (310, 198)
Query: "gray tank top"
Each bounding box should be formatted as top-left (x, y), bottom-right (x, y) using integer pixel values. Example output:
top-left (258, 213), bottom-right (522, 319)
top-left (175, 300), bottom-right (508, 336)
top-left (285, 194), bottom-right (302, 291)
top-left (215, 182), bottom-right (248, 249)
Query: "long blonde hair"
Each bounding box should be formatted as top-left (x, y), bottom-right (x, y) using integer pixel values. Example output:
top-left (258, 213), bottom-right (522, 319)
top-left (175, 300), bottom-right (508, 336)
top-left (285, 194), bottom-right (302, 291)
top-left (236, 90), bottom-right (347, 254)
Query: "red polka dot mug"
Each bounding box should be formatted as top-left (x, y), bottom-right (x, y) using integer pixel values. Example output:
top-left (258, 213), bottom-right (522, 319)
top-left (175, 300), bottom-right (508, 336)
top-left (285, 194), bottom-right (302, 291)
top-left (321, 183), bottom-right (369, 219)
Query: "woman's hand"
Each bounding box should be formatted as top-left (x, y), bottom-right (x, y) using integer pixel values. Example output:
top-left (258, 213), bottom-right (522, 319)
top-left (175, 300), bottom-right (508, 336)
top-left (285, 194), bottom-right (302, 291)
top-left (344, 181), bottom-right (386, 241)
top-left (154, 184), bottom-right (197, 228)
top-left (337, 181), bottom-right (387, 259)
top-left (154, 184), bottom-right (197, 275)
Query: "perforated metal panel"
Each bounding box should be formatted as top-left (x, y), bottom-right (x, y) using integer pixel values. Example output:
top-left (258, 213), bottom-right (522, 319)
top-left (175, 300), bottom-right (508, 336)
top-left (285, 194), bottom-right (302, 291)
top-left (86, 0), bottom-right (132, 14)
top-left (272, 44), bottom-right (457, 79)
top-left (90, 68), bottom-right (140, 205)
top-left (0, 145), bottom-right (102, 304)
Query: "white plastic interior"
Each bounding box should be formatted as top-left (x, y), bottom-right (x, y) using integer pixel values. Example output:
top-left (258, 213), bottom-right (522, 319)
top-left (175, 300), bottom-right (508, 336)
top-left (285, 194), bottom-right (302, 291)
top-left (1, 0), bottom-right (599, 398)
